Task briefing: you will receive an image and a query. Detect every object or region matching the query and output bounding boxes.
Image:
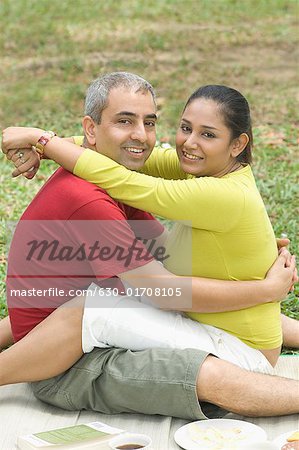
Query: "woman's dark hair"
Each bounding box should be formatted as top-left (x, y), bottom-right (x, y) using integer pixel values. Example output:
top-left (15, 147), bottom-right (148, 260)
top-left (184, 85), bottom-right (253, 164)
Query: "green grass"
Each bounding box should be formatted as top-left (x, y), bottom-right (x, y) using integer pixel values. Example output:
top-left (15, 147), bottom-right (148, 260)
top-left (0, 0), bottom-right (298, 350)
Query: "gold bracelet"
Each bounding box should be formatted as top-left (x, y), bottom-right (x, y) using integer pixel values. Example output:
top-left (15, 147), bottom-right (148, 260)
top-left (35, 131), bottom-right (56, 158)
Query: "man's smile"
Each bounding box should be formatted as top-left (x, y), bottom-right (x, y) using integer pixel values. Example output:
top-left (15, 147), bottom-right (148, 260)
top-left (123, 146), bottom-right (147, 158)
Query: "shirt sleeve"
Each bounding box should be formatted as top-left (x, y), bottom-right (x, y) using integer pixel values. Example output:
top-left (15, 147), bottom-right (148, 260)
top-left (140, 146), bottom-right (187, 180)
top-left (73, 136), bottom-right (84, 146)
top-left (72, 140), bottom-right (186, 180)
top-left (74, 150), bottom-right (244, 231)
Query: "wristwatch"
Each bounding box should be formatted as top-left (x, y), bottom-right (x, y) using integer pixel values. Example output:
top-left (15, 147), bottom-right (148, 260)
top-left (35, 131), bottom-right (57, 158)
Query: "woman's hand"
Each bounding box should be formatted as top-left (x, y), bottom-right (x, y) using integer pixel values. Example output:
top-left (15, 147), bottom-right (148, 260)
top-left (6, 148), bottom-right (40, 179)
top-left (2, 127), bottom-right (44, 154)
top-left (276, 237), bottom-right (290, 249)
top-left (265, 248), bottom-right (298, 301)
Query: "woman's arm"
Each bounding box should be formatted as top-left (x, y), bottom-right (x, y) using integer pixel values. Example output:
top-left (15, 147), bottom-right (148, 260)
top-left (59, 137), bottom-right (185, 180)
top-left (121, 249), bottom-right (295, 312)
top-left (1, 128), bottom-right (240, 231)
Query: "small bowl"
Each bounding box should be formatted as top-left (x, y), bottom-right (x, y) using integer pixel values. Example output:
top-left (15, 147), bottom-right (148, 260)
top-left (109, 433), bottom-right (152, 450)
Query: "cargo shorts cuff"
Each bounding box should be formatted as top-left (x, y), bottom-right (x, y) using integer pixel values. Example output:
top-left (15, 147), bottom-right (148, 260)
top-left (183, 348), bottom-right (210, 420)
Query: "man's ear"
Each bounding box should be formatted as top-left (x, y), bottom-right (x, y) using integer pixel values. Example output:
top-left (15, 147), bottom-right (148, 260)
top-left (230, 133), bottom-right (249, 158)
top-left (82, 116), bottom-right (97, 147)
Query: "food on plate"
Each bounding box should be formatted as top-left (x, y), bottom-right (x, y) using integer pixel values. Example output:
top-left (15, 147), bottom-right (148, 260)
top-left (281, 431), bottom-right (299, 450)
top-left (189, 423), bottom-right (246, 447)
top-left (287, 432), bottom-right (299, 442)
top-left (281, 443), bottom-right (299, 450)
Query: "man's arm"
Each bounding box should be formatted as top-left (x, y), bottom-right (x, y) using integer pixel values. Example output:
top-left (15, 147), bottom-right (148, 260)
top-left (120, 249), bottom-right (295, 312)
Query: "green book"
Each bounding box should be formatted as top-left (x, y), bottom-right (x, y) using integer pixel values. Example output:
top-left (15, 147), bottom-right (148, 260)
top-left (17, 421), bottom-right (124, 449)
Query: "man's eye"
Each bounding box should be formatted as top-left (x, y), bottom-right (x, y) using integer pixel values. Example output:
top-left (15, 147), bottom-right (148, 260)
top-left (145, 121), bottom-right (156, 127)
top-left (181, 125), bottom-right (191, 133)
top-left (119, 119), bottom-right (131, 124)
top-left (202, 132), bottom-right (215, 138)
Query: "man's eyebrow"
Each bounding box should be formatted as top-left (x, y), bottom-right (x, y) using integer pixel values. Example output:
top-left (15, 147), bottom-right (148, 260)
top-left (115, 111), bottom-right (157, 120)
top-left (181, 118), bottom-right (219, 130)
top-left (145, 113), bottom-right (158, 120)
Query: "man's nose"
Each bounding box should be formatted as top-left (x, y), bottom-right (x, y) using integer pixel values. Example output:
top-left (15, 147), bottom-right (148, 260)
top-left (131, 124), bottom-right (147, 143)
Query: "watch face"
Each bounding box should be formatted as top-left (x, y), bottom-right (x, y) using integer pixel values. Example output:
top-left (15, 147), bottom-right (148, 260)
top-left (39, 137), bottom-right (48, 146)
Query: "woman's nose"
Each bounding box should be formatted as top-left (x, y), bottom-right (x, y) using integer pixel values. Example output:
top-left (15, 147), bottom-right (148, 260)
top-left (184, 134), bottom-right (199, 150)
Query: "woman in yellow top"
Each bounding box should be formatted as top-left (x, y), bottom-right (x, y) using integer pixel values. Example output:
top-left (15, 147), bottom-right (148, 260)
top-left (2, 85), bottom-right (293, 369)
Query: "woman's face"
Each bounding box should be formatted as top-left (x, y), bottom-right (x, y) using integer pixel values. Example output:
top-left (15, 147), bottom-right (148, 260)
top-left (175, 98), bottom-right (238, 177)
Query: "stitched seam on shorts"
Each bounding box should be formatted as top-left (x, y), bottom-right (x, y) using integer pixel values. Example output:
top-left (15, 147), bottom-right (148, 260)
top-left (73, 365), bottom-right (185, 383)
top-left (40, 385), bottom-right (77, 410)
top-left (184, 350), bottom-right (209, 419)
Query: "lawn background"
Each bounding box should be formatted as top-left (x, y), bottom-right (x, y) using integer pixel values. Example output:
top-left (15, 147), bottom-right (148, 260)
top-left (0, 0), bottom-right (298, 349)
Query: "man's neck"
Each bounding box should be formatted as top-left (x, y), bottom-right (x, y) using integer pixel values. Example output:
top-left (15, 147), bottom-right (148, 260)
top-left (83, 136), bottom-right (93, 150)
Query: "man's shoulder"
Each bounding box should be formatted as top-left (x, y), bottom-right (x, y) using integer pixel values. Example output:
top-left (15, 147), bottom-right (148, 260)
top-left (22, 168), bottom-right (124, 220)
top-left (39, 167), bottom-right (112, 199)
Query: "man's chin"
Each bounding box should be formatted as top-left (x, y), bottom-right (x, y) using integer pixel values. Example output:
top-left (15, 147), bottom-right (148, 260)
top-left (125, 161), bottom-right (146, 171)
top-left (122, 157), bottom-right (148, 171)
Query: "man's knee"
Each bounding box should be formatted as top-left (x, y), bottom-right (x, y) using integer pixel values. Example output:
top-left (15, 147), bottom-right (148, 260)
top-left (196, 355), bottom-right (251, 405)
top-left (196, 355), bottom-right (223, 402)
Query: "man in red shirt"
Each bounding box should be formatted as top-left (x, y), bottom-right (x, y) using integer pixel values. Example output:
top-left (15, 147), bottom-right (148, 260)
top-left (1, 72), bottom-right (298, 419)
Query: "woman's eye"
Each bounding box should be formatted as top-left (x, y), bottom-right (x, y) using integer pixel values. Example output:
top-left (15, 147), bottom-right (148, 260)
top-left (202, 132), bottom-right (215, 138)
top-left (181, 125), bottom-right (191, 133)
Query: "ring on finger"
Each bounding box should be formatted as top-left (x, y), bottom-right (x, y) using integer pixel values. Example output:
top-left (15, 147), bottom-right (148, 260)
top-left (18, 151), bottom-right (24, 159)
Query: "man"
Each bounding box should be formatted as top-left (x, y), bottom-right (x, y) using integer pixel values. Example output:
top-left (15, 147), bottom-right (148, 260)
top-left (1, 72), bottom-right (298, 419)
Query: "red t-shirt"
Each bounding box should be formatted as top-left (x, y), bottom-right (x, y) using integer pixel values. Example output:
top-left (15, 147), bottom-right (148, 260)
top-left (7, 168), bottom-right (164, 341)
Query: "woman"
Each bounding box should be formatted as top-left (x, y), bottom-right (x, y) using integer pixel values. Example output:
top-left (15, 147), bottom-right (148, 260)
top-left (1, 85), bottom-right (297, 380)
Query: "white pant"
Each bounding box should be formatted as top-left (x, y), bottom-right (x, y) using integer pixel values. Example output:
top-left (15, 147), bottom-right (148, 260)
top-left (82, 284), bottom-right (273, 374)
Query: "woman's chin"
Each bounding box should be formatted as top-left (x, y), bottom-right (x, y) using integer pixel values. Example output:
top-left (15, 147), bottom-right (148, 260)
top-left (180, 162), bottom-right (203, 177)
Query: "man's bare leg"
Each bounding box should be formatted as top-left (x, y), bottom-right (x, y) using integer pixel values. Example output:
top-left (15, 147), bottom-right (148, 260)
top-left (0, 316), bottom-right (14, 350)
top-left (197, 355), bottom-right (299, 417)
top-left (281, 314), bottom-right (299, 348)
top-left (0, 297), bottom-right (84, 386)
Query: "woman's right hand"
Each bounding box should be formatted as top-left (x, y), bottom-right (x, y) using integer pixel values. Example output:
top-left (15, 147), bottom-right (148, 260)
top-left (265, 248), bottom-right (298, 302)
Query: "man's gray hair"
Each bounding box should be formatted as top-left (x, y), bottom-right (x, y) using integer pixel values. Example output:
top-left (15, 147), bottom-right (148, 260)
top-left (84, 72), bottom-right (156, 124)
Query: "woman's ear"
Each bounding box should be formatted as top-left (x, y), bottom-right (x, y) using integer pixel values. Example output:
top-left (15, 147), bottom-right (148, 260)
top-left (231, 133), bottom-right (249, 158)
top-left (82, 116), bottom-right (97, 147)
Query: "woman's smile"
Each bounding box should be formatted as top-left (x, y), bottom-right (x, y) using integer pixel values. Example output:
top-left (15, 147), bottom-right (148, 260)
top-left (181, 150), bottom-right (203, 161)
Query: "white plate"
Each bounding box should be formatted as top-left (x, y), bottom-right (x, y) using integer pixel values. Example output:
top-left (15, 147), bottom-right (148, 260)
top-left (174, 419), bottom-right (267, 450)
top-left (273, 430), bottom-right (299, 448)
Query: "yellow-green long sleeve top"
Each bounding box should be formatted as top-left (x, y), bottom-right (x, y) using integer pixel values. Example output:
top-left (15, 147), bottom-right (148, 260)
top-left (74, 146), bottom-right (282, 350)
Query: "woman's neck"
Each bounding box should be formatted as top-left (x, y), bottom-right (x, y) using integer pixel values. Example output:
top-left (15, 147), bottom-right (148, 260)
top-left (212, 160), bottom-right (243, 178)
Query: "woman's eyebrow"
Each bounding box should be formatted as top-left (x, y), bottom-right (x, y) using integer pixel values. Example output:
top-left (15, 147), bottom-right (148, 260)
top-left (181, 118), bottom-right (219, 131)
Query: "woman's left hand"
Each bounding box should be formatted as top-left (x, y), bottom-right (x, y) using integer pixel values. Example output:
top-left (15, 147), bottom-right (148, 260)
top-left (2, 127), bottom-right (44, 154)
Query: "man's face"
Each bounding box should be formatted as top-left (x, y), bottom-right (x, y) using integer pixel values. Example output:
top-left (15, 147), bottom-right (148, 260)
top-left (92, 87), bottom-right (157, 170)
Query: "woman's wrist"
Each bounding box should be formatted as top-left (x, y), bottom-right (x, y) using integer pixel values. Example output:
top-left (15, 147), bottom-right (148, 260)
top-left (30, 128), bottom-right (46, 146)
top-left (40, 135), bottom-right (83, 172)
top-left (261, 279), bottom-right (274, 303)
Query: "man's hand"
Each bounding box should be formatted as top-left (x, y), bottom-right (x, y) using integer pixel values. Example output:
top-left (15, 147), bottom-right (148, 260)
top-left (6, 148), bottom-right (40, 179)
top-left (265, 248), bottom-right (297, 301)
